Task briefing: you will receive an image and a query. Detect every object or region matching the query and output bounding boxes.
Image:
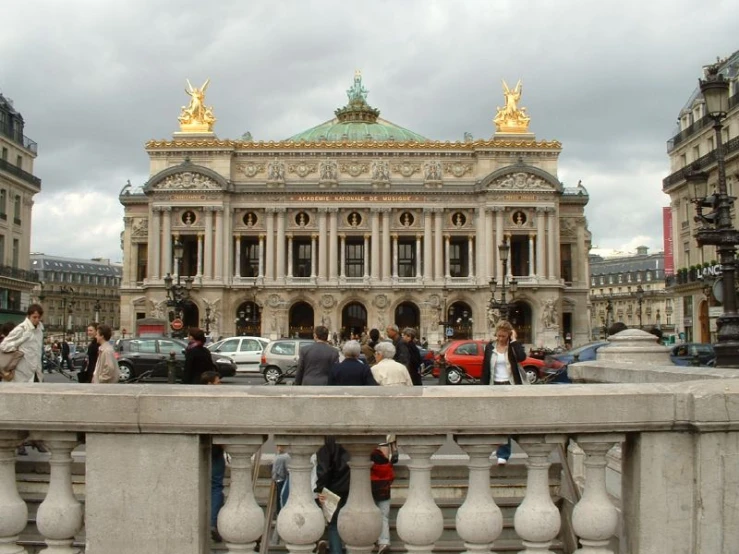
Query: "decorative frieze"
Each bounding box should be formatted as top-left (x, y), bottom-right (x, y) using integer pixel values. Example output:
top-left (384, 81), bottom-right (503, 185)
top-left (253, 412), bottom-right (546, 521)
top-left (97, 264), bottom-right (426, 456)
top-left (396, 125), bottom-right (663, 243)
top-left (154, 171), bottom-right (220, 190)
top-left (237, 162), bottom-right (265, 178)
top-left (287, 161), bottom-right (317, 178)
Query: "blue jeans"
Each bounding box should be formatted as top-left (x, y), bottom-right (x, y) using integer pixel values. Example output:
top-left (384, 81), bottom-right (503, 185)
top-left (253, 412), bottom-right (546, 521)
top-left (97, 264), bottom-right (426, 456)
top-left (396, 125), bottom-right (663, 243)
top-left (211, 452), bottom-right (226, 527)
top-left (328, 506), bottom-right (344, 554)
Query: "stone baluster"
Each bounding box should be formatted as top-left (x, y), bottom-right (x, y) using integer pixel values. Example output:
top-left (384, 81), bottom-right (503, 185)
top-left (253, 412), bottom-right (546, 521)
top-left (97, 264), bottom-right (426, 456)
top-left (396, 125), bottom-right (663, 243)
top-left (0, 431), bottom-right (28, 554)
top-left (455, 435), bottom-right (507, 554)
top-left (514, 435), bottom-right (566, 554)
top-left (572, 435), bottom-right (623, 554)
top-left (275, 436), bottom-right (325, 554)
top-left (396, 435), bottom-right (445, 554)
top-left (214, 436), bottom-right (266, 553)
top-left (33, 432), bottom-right (82, 554)
top-left (337, 437), bottom-right (384, 554)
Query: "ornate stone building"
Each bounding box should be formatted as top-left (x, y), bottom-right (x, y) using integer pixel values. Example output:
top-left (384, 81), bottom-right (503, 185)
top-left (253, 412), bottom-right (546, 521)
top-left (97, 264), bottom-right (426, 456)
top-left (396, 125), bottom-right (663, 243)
top-left (119, 74), bottom-right (591, 347)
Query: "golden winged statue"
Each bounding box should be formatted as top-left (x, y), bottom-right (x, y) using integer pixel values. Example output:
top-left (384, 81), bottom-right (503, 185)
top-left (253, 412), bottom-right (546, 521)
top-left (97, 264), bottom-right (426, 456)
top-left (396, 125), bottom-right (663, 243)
top-left (178, 79), bottom-right (216, 132)
top-left (493, 79), bottom-right (531, 133)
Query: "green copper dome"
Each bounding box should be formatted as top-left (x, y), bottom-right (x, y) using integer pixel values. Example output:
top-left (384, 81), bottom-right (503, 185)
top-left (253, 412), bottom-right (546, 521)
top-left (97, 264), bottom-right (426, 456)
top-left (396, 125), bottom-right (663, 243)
top-left (286, 72), bottom-right (429, 143)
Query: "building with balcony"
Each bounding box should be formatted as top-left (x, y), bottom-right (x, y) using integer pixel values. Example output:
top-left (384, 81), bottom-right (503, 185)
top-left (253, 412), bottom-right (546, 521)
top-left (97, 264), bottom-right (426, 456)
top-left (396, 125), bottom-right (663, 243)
top-left (30, 254), bottom-right (122, 342)
top-left (119, 74), bottom-right (592, 347)
top-left (589, 247), bottom-right (672, 341)
top-left (0, 92), bottom-right (41, 322)
top-left (662, 50), bottom-right (739, 343)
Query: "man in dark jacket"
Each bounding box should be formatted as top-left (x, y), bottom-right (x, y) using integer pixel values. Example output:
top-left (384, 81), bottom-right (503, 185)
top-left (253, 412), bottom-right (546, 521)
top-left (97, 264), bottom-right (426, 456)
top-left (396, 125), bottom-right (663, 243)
top-left (182, 328), bottom-right (213, 384)
top-left (315, 437), bottom-right (350, 554)
top-left (385, 324), bottom-right (410, 368)
top-left (79, 323), bottom-right (99, 383)
top-left (401, 327), bottom-right (423, 386)
top-left (295, 326), bottom-right (339, 385)
top-left (329, 340), bottom-right (378, 386)
top-left (61, 338), bottom-right (73, 370)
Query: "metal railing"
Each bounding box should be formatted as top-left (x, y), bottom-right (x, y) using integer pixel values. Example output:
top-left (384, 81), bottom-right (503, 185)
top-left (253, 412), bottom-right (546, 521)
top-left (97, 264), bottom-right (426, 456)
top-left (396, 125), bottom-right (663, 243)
top-left (0, 157), bottom-right (42, 187)
top-left (0, 125), bottom-right (38, 154)
top-left (666, 114), bottom-right (712, 151)
top-left (0, 263), bottom-right (39, 282)
top-left (663, 135), bottom-right (739, 189)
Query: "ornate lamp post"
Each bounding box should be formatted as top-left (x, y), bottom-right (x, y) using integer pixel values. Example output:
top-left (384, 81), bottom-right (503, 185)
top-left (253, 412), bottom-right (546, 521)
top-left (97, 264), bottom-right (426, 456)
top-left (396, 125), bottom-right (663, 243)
top-left (93, 298), bottom-right (101, 324)
top-left (605, 299), bottom-right (614, 334)
top-left (635, 285), bottom-right (644, 329)
top-left (488, 238), bottom-right (518, 320)
top-left (457, 309), bottom-right (473, 339)
top-left (203, 305), bottom-right (213, 335)
top-left (67, 299), bottom-right (76, 335)
top-left (686, 65), bottom-right (739, 367)
top-left (164, 239), bottom-right (194, 337)
top-left (59, 285), bottom-right (74, 334)
top-left (235, 310), bottom-right (247, 336)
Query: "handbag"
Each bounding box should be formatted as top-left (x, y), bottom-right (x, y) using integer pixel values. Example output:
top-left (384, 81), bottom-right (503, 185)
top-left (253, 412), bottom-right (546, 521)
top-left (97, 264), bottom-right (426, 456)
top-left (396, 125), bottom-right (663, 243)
top-left (0, 349), bottom-right (24, 381)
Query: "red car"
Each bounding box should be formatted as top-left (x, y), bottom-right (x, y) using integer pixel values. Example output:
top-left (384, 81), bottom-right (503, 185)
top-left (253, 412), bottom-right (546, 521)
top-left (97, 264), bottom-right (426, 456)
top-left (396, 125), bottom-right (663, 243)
top-left (432, 339), bottom-right (547, 384)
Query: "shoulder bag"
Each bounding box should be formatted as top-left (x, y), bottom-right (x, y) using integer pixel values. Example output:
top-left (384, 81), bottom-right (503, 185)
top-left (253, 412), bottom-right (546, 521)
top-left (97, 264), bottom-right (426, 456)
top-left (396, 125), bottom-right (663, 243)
top-left (0, 349), bottom-right (25, 381)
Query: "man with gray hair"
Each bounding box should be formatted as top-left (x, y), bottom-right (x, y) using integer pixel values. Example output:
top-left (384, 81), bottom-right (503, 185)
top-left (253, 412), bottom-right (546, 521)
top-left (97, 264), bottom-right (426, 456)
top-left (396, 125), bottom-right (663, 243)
top-left (329, 340), bottom-right (378, 386)
top-left (295, 325), bottom-right (339, 385)
top-left (371, 342), bottom-right (413, 386)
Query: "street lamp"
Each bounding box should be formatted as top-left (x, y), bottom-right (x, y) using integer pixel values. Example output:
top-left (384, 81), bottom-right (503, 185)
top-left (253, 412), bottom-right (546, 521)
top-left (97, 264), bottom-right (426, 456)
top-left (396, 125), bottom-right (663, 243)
top-left (635, 285), bottom-right (644, 329)
top-left (203, 305), bottom-right (212, 335)
top-left (605, 298), bottom-right (614, 332)
top-left (164, 238), bottom-right (194, 337)
top-left (488, 238), bottom-right (518, 320)
top-left (687, 65), bottom-right (739, 367)
top-left (93, 298), bottom-right (101, 324)
top-left (235, 309), bottom-right (247, 336)
top-left (457, 309), bottom-right (473, 339)
top-left (59, 286), bottom-right (74, 334)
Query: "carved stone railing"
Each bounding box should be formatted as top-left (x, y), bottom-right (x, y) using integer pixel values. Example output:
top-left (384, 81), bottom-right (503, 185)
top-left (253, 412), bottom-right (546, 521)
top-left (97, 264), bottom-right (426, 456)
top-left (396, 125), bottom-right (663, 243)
top-left (2, 381), bottom-right (739, 553)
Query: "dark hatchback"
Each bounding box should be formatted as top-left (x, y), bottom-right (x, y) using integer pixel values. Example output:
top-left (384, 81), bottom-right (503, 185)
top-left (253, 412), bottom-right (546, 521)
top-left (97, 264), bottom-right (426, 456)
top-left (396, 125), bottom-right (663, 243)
top-left (669, 343), bottom-right (716, 367)
top-left (114, 337), bottom-right (237, 382)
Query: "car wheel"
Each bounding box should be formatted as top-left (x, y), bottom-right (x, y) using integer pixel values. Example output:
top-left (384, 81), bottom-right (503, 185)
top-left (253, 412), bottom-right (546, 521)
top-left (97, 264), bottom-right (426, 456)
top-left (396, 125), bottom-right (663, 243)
top-left (446, 367), bottom-right (463, 385)
top-left (264, 366), bottom-right (282, 385)
top-left (524, 366), bottom-right (538, 384)
top-left (118, 363), bottom-right (133, 383)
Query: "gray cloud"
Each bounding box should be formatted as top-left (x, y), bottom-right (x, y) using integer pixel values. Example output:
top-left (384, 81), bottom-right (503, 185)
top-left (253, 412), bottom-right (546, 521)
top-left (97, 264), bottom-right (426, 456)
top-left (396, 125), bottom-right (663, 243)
top-left (1, 0), bottom-right (737, 262)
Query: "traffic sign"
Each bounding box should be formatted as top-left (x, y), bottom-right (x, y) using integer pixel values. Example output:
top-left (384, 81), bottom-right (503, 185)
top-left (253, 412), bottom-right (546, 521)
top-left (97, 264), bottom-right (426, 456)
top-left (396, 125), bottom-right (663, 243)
top-left (445, 326), bottom-right (454, 337)
top-left (171, 318), bottom-right (184, 331)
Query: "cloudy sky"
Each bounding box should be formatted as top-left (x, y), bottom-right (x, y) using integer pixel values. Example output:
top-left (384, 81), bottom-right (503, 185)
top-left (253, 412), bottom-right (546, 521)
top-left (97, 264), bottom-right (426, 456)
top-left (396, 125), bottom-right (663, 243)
top-left (2, 0), bottom-right (737, 263)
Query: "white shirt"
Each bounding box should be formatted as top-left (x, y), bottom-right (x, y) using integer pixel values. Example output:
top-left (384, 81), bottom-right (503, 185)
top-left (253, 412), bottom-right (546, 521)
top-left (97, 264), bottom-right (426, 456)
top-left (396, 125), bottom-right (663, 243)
top-left (371, 358), bottom-right (413, 386)
top-left (492, 346), bottom-right (512, 384)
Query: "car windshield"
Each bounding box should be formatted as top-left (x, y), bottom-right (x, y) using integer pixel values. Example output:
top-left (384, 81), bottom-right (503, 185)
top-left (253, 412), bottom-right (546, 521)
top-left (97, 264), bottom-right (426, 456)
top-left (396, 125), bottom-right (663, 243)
top-left (568, 342), bottom-right (605, 356)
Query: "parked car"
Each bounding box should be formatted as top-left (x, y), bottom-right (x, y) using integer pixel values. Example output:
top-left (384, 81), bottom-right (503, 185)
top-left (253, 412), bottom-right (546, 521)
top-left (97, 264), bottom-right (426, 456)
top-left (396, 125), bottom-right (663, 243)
top-left (546, 341), bottom-right (611, 368)
top-left (259, 339), bottom-right (315, 384)
top-left (669, 343), bottom-right (716, 367)
top-left (208, 336), bottom-right (270, 372)
top-left (114, 337), bottom-right (237, 382)
top-left (431, 339), bottom-right (548, 384)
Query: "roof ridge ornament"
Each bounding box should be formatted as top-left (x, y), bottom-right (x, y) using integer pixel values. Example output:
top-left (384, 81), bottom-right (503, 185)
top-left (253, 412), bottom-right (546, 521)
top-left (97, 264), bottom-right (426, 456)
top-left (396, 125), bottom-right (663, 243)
top-left (335, 71), bottom-right (380, 123)
top-left (177, 78), bottom-right (216, 134)
top-left (493, 79), bottom-right (532, 135)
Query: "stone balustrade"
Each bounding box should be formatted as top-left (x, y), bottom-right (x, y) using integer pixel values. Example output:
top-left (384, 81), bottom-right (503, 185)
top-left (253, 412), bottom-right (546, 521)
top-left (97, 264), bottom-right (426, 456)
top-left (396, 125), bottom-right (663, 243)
top-left (1, 380), bottom-right (739, 554)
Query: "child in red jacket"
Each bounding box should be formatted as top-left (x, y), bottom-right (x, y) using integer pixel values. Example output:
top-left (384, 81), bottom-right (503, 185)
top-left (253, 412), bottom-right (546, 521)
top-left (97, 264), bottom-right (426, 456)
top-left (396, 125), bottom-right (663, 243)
top-left (371, 444), bottom-right (395, 554)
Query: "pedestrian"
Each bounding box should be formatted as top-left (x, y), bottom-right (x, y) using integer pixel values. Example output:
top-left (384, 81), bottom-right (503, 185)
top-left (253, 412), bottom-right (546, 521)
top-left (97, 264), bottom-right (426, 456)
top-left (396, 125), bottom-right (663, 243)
top-left (315, 437), bottom-right (350, 554)
top-left (91, 324), bottom-right (120, 384)
top-left (361, 328), bottom-right (380, 366)
top-left (61, 337), bottom-right (73, 370)
top-left (79, 323), bottom-right (99, 383)
top-left (294, 325), bottom-right (339, 386)
top-left (371, 342), bottom-right (413, 386)
top-left (329, 340), bottom-right (378, 386)
top-left (0, 303), bottom-right (45, 383)
top-left (481, 320), bottom-right (527, 464)
top-left (182, 327), bottom-right (212, 384)
top-left (385, 325), bottom-right (410, 370)
top-left (401, 327), bottom-right (423, 385)
top-left (201, 370), bottom-right (225, 543)
top-left (370, 443), bottom-right (395, 554)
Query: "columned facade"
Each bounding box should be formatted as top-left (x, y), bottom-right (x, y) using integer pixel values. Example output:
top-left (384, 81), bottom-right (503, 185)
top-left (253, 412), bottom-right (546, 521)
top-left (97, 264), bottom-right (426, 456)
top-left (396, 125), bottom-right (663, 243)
top-left (119, 76), bottom-right (592, 347)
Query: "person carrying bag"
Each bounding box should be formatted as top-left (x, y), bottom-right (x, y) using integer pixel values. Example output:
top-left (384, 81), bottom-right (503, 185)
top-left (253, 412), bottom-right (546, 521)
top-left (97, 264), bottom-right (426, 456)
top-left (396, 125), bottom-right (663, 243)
top-left (0, 304), bottom-right (45, 383)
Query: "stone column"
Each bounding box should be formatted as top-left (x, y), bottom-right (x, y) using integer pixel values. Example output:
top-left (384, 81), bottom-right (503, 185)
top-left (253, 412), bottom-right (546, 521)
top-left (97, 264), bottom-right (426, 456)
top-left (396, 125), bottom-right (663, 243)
top-left (32, 432), bottom-right (83, 554)
top-left (486, 207), bottom-right (495, 282)
top-left (391, 234), bottom-right (399, 280)
top-left (275, 436), bottom-right (326, 554)
top-left (310, 234), bottom-right (317, 279)
top-left (575, 217), bottom-right (586, 286)
top-left (214, 207), bottom-right (224, 281)
top-left (434, 209), bottom-right (443, 281)
top-left (276, 208), bottom-right (286, 282)
top-left (258, 235), bottom-right (265, 279)
top-left (475, 207), bottom-right (485, 285)
top-left (444, 235), bottom-right (451, 279)
top-left (318, 209), bottom-right (328, 282)
top-left (423, 208), bottom-right (433, 282)
top-left (415, 234), bottom-right (423, 280)
top-left (265, 209), bottom-right (275, 282)
top-left (0, 431), bottom-right (28, 554)
top-left (455, 435), bottom-right (507, 553)
top-left (467, 235), bottom-right (474, 279)
top-left (547, 208), bottom-right (556, 280)
top-left (204, 208), bottom-right (214, 280)
top-left (222, 206), bottom-right (233, 282)
top-left (382, 209), bottom-right (391, 281)
top-left (339, 234), bottom-right (346, 279)
top-left (234, 235), bottom-right (242, 278)
top-left (514, 435), bottom-right (565, 553)
top-left (196, 234), bottom-right (204, 277)
top-left (363, 234), bottom-right (370, 280)
top-left (161, 207), bottom-right (172, 277)
top-left (336, 438), bottom-right (385, 554)
top-left (528, 233), bottom-right (535, 277)
top-left (371, 209), bottom-right (380, 281)
top-left (329, 208), bottom-right (338, 281)
top-left (572, 434), bottom-right (624, 554)
top-left (536, 207), bottom-right (546, 279)
top-left (149, 207), bottom-right (161, 280)
top-left (287, 234), bottom-right (294, 278)
top-left (122, 217), bottom-right (133, 287)
top-left (396, 436), bottom-right (445, 554)
top-left (214, 436), bottom-right (266, 551)
top-left (495, 208), bottom-right (504, 282)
